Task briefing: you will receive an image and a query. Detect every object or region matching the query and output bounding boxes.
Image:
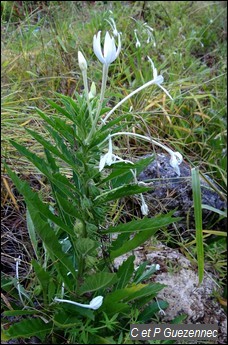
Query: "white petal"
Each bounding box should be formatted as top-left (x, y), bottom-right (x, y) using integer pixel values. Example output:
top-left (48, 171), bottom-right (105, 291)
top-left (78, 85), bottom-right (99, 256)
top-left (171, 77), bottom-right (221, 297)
top-left (141, 202), bottom-right (149, 216)
top-left (88, 82), bottom-right (96, 99)
top-left (93, 31), bottom-right (121, 65)
top-left (115, 33), bottom-right (121, 59)
top-left (174, 151), bottom-right (183, 164)
top-left (169, 153), bottom-right (181, 176)
top-left (89, 296), bottom-right (103, 310)
top-left (93, 31), bottom-right (105, 64)
top-left (104, 32), bottom-right (116, 64)
top-left (147, 56), bottom-right (157, 79)
top-left (99, 154), bottom-right (107, 172)
top-left (157, 83), bottom-right (173, 100)
top-left (154, 75), bottom-right (164, 85)
top-left (106, 153), bottom-right (115, 166)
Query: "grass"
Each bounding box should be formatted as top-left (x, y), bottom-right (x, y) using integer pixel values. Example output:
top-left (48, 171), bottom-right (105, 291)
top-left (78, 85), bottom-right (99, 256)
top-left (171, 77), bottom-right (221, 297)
top-left (1, 0), bottom-right (227, 338)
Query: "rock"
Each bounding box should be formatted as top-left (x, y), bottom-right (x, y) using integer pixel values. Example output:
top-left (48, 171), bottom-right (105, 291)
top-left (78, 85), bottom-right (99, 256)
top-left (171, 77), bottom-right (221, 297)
top-left (137, 153), bottom-right (227, 231)
top-left (114, 242), bottom-right (227, 344)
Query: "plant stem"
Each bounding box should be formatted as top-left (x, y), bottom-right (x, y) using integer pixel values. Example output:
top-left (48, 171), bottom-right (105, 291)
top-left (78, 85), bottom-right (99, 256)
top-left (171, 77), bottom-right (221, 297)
top-left (86, 63), bottom-right (109, 143)
top-left (82, 69), bottom-right (93, 123)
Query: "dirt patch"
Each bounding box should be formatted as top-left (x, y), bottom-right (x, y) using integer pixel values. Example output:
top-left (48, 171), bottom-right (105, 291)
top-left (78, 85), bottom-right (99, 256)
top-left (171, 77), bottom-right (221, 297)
top-left (114, 242), bottom-right (227, 344)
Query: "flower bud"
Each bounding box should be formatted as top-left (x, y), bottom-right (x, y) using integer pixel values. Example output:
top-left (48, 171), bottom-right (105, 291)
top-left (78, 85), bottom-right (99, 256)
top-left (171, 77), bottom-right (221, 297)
top-left (89, 82), bottom-right (96, 99)
top-left (89, 296), bottom-right (104, 310)
top-left (78, 51), bottom-right (87, 71)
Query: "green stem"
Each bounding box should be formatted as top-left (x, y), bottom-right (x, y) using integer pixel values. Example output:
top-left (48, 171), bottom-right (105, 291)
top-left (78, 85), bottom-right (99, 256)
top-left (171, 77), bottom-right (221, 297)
top-left (86, 63), bottom-right (109, 143)
top-left (82, 69), bottom-right (93, 123)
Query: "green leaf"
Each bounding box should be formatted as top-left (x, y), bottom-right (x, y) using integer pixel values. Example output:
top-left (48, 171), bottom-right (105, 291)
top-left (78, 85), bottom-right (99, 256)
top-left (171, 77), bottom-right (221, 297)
top-left (9, 141), bottom-right (79, 199)
top-left (56, 35), bottom-right (68, 52)
top-left (54, 192), bottom-right (82, 220)
top-left (123, 283), bottom-right (165, 302)
top-left (94, 184), bottom-right (150, 205)
top-left (109, 213), bottom-right (181, 259)
top-left (75, 238), bottom-right (99, 256)
top-left (53, 311), bottom-right (82, 328)
top-left (110, 230), bottom-right (156, 260)
top-left (191, 167), bottom-right (204, 285)
top-left (91, 335), bottom-right (117, 344)
top-left (3, 310), bottom-right (40, 317)
top-left (4, 318), bottom-right (52, 342)
top-left (99, 156), bottom-right (154, 187)
top-left (201, 204), bottom-right (227, 217)
top-left (100, 302), bottom-right (130, 316)
top-left (5, 164), bottom-right (77, 286)
top-left (133, 261), bottom-right (148, 283)
top-left (134, 265), bottom-right (158, 284)
top-left (115, 255), bottom-right (135, 290)
top-left (44, 124), bottom-right (81, 160)
top-left (25, 128), bottom-right (76, 169)
top-left (104, 211), bottom-right (180, 234)
top-left (32, 260), bottom-right (50, 291)
top-left (5, 165), bottom-right (76, 236)
top-left (32, 260), bottom-right (55, 304)
top-left (46, 99), bottom-right (73, 121)
top-left (58, 302), bottom-right (95, 320)
top-left (79, 272), bottom-right (117, 295)
top-left (102, 283), bottom-right (164, 309)
top-left (100, 114), bottom-right (131, 132)
top-left (138, 300), bottom-right (169, 322)
top-left (26, 208), bottom-right (39, 259)
top-left (28, 204), bottom-right (77, 287)
top-left (171, 314), bottom-right (188, 323)
top-left (36, 107), bottom-right (75, 144)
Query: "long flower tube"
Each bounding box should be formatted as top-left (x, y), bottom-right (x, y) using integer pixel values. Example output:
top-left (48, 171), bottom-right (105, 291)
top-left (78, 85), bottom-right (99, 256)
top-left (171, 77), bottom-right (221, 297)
top-left (131, 169), bottom-right (149, 216)
top-left (15, 256), bottom-right (24, 306)
top-left (54, 296), bottom-right (103, 310)
top-left (102, 57), bottom-right (172, 124)
top-left (101, 132), bottom-right (183, 176)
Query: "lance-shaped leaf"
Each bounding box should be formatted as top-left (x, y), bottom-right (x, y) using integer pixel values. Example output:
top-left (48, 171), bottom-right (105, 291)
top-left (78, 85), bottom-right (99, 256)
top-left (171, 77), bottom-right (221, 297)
top-left (94, 184), bottom-right (151, 205)
top-left (5, 166), bottom-right (77, 286)
top-left (3, 318), bottom-right (52, 342)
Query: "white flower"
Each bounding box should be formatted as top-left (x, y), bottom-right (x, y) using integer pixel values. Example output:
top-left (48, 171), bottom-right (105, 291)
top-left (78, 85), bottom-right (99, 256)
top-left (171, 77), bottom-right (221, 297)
top-left (105, 17), bottom-right (118, 37)
top-left (156, 297), bottom-right (166, 316)
top-left (78, 51), bottom-right (87, 71)
top-left (99, 136), bottom-right (134, 172)
top-left (155, 264), bottom-right (160, 271)
top-left (140, 194), bottom-right (149, 216)
top-left (143, 24), bottom-right (156, 46)
top-left (147, 56), bottom-right (163, 85)
top-left (141, 202), bottom-right (149, 216)
top-left (169, 151), bottom-right (183, 176)
top-left (134, 29), bottom-right (141, 48)
top-left (147, 56), bottom-right (173, 100)
top-left (99, 135), bottom-right (114, 171)
top-left (54, 296), bottom-right (103, 310)
top-left (93, 31), bottom-right (121, 65)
